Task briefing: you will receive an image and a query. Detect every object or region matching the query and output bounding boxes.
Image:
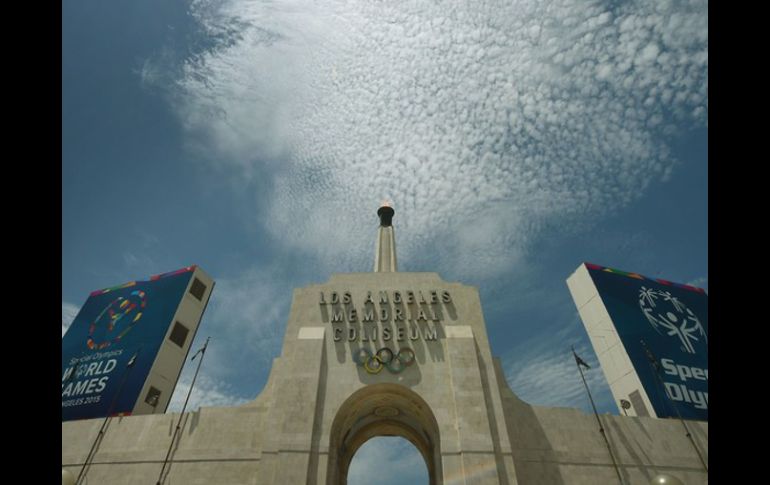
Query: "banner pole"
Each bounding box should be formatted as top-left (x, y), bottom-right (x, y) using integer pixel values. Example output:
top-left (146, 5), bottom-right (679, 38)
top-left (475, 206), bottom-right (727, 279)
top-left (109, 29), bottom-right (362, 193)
top-left (156, 337), bottom-right (210, 485)
top-left (75, 348), bottom-right (141, 485)
top-left (572, 346), bottom-right (625, 485)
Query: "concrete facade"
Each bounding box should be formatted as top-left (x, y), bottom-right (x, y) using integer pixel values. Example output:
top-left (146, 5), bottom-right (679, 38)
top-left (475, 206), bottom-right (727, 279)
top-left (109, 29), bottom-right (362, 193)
top-left (566, 263), bottom-right (656, 418)
top-left (136, 266), bottom-right (215, 416)
top-left (63, 216), bottom-right (707, 484)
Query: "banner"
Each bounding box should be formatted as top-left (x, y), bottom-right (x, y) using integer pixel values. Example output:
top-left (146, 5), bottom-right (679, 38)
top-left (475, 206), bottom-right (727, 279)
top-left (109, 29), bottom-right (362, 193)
top-left (62, 267), bottom-right (196, 421)
top-left (585, 263), bottom-right (708, 421)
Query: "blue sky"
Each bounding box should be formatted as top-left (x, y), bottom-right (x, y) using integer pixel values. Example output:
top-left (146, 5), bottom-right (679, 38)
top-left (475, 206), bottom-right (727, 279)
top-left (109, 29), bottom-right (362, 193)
top-left (62, 1), bottom-right (707, 482)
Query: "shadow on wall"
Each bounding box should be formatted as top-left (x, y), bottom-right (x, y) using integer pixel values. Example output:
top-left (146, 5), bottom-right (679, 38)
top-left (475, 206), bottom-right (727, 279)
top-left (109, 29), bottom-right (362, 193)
top-left (306, 341), bottom-right (328, 485)
top-left (605, 416), bottom-right (654, 483)
top-left (607, 409), bottom-right (708, 483)
top-left (474, 341), bottom-right (511, 485)
top-left (496, 357), bottom-right (709, 484)
top-left (321, 296), bottom-right (459, 387)
top-left (492, 358), bottom-right (567, 485)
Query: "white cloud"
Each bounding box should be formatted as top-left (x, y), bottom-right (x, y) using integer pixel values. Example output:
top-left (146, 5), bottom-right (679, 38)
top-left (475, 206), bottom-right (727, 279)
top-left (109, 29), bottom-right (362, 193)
top-left (199, 265), bottom-right (291, 373)
top-left (686, 276), bottom-right (708, 291)
top-left (152, 0), bottom-right (706, 279)
top-left (121, 252), bottom-right (157, 274)
top-left (167, 374), bottom-right (249, 412)
top-left (160, 263), bottom-right (295, 403)
top-left (502, 319), bottom-right (614, 411)
top-left (62, 302), bottom-right (80, 337)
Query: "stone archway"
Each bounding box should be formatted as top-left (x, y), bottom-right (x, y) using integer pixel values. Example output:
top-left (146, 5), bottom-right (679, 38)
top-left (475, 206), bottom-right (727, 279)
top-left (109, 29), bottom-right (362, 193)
top-left (327, 383), bottom-right (443, 485)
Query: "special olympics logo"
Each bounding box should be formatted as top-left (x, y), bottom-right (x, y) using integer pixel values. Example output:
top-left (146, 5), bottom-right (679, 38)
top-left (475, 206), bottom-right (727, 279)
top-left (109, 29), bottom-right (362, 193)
top-left (638, 287), bottom-right (706, 354)
top-left (354, 347), bottom-right (416, 374)
top-left (87, 290), bottom-right (147, 350)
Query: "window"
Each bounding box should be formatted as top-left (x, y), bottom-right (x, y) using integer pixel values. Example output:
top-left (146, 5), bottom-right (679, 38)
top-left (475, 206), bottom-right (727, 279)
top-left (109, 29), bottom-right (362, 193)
top-left (189, 277), bottom-right (206, 301)
top-left (169, 321), bottom-right (189, 348)
top-left (145, 387), bottom-right (161, 407)
top-left (629, 390), bottom-right (649, 417)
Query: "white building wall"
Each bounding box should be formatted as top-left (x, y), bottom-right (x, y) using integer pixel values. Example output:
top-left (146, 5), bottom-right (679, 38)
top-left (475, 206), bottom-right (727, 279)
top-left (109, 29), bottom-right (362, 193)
top-left (133, 267), bottom-right (215, 416)
top-left (567, 264), bottom-right (657, 418)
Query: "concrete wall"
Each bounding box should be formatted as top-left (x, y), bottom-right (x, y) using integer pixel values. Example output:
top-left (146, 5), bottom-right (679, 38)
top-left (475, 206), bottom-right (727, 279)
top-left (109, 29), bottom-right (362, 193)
top-left (135, 266), bottom-right (215, 416)
top-left (62, 405), bottom-right (267, 484)
top-left (494, 359), bottom-right (707, 484)
top-left (63, 271), bottom-right (707, 484)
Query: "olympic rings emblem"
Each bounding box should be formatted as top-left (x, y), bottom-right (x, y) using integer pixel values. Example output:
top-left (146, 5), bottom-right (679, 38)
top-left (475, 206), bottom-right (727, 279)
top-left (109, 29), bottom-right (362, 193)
top-left (354, 347), bottom-right (416, 374)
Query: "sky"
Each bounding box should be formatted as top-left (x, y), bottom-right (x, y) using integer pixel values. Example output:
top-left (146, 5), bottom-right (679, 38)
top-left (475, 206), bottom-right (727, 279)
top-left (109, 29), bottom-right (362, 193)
top-left (62, 0), bottom-right (707, 482)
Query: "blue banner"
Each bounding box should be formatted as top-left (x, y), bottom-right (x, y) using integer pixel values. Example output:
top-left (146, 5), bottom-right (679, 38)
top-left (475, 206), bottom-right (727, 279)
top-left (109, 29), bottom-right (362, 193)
top-left (62, 269), bottom-right (194, 421)
top-left (586, 265), bottom-right (708, 421)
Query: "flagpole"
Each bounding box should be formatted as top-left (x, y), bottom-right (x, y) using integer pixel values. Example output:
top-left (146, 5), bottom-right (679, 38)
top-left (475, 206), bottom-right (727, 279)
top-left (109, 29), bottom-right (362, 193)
top-left (156, 336), bottom-right (210, 485)
top-left (639, 339), bottom-right (708, 472)
top-left (75, 348), bottom-right (141, 485)
top-left (572, 346), bottom-right (625, 485)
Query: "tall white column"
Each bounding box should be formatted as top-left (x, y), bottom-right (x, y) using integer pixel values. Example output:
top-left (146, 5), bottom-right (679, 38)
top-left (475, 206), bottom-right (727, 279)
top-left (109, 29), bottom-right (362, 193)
top-left (374, 205), bottom-right (398, 272)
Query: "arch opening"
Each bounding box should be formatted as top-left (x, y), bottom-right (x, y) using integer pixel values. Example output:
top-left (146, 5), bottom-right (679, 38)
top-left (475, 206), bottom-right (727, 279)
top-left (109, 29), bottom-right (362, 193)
top-left (327, 383), bottom-right (443, 485)
top-left (347, 436), bottom-right (429, 485)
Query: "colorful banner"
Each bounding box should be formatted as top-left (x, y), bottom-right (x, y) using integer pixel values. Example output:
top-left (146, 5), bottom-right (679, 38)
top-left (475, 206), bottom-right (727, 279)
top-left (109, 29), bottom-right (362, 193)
top-left (62, 267), bottom-right (196, 421)
top-left (585, 263), bottom-right (708, 421)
